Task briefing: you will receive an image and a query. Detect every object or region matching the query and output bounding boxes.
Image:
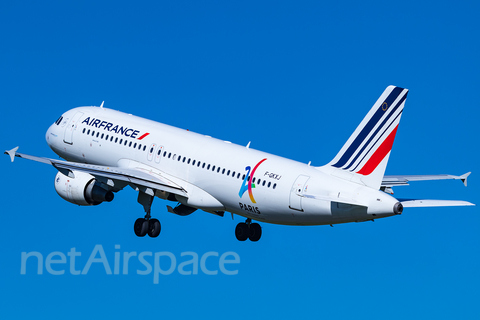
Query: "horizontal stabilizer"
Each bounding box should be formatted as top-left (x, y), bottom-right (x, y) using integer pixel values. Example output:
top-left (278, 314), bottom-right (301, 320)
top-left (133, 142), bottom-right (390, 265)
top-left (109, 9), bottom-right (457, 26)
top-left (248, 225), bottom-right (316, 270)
top-left (399, 199), bottom-right (475, 207)
top-left (382, 173), bottom-right (471, 187)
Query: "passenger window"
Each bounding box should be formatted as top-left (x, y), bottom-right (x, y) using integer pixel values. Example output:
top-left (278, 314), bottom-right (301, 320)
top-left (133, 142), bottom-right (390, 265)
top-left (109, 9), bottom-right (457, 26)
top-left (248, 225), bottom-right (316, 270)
top-left (252, 177), bottom-right (256, 183)
top-left (124, 140), bottom-right (128, 146)
top-left (262, 180), bottom-right (266, 186)
top-left (222, 169), bottom-right (225, 174)
top-left (237, 173), bottom-right (240, 179)
top-left (119, 139), bottom-right (123, 144)
top-left (188, 159), bottom-right (191, 164)
top-left (143, 146), bottom-right (146, 151)
top-left (157, 149), bottom-right (161, 155)
top-left (134, 143), bottom-right (137, 148)
top-left (110, 136), bottom-right (114, 142)
top-left (268, 182), bottom-right (271, 188)
top-left (217, 167), bottom-right (221, 173)
top-left (82, 128), bottom-right (86, 134)
top-left (242, 174), bottom-right (245, 180)
top-left (101, 133), bottom-right (104, 139)
top-left (207, 164), bottom-right (211, 170)
top-left (96, 132), bottom-right (99, 138)
top-left (138, 144), bottom-right (142, 150)
top-left (258, 179), bottom-right (261, 185)
top-left (183, 157), bottom-right (186, 163)
top-left (163, 151), bottom-right (167, 157)
top-left (92, 131), bottom-right (95, 136)
top-left (168, 153), bottom-right (171, 158)
top-left (192, 160), bottom-right (195, 165)
top-left (273, 183), bottom-right (277, 189)
top-left (232, 171), bottom-right (235, 177)
top-left (87, 129), bottom-right (90, 135)
top-left (129, 142), bottom-right (132, 147)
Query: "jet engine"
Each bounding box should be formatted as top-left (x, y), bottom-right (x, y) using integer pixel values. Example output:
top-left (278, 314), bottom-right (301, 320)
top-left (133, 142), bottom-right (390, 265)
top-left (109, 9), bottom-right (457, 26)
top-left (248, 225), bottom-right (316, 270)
top-left (54, 171), bottom-right (114, 206)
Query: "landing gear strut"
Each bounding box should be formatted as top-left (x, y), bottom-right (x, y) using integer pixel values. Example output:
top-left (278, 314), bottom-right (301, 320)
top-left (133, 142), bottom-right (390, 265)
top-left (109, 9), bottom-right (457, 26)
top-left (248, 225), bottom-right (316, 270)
top-left (235, 218), bottom-right (262, 242)
top-left (134, 190), bottom-right (161, 238)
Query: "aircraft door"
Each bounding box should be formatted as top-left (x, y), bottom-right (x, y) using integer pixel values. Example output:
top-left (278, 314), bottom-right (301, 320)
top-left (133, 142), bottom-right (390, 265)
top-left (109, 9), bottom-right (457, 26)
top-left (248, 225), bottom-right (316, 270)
top-left (289, 175), bottom-right (310, 211)
top-left (154, 146), bottom-right (164, 164)
top-left (63, 112), bottom-right (84, 144)
top-left (147, 143), bottom-right (157, 162)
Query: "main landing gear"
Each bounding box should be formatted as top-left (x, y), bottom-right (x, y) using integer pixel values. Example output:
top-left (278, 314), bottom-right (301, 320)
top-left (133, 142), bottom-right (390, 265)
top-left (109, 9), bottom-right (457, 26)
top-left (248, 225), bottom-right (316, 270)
top-left (134, 217), bottom-right (161, 237)
top-left (134, 190), bottom-right (161, 238)
top-left (235, 218), bottom-right (262, 242)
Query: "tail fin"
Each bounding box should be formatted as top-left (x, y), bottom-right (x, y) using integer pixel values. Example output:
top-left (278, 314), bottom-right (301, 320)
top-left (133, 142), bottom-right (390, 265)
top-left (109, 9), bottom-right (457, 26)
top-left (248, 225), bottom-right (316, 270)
top-left (326, 85), bottom-right (409, 189)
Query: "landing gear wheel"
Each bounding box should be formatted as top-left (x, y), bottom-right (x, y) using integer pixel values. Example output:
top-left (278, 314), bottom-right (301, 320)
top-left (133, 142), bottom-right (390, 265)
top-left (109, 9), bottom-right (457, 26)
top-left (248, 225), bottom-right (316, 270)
top-left (235, 223), bottom-right (249, 241)
top-left (248, 223), bottom-right (262, 242)
top-left (148, 219), bottom-right (161, 238)
top-left (134, 218), bottom-right (149, 237)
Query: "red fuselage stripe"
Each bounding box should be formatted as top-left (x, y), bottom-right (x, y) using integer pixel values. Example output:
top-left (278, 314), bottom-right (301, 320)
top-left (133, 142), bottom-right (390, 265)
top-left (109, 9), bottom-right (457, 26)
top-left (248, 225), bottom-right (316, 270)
top-left (137, 133), bottom-right (150, 140)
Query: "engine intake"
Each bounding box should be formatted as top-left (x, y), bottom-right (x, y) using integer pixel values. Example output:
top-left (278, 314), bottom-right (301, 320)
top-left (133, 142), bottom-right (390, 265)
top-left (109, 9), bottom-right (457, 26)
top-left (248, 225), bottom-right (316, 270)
top-left (55, 171), bottom-right (114, 206)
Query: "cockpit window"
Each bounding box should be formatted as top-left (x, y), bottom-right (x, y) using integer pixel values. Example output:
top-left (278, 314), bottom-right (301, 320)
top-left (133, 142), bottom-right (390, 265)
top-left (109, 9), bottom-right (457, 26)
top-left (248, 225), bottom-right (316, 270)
top-left (55, 116), bottom-right (63, 125)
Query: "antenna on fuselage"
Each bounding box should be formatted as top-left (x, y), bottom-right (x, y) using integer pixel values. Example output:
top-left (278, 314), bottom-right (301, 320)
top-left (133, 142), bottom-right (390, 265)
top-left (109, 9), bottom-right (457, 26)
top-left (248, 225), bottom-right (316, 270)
top-left (100, 101), bottom-right (104, 108)
top-left (246, 141), bottom-right (251, 149)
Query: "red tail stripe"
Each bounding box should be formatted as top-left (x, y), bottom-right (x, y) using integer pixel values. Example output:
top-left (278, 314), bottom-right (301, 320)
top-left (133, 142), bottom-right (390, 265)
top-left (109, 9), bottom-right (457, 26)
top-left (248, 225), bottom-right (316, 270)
top-left (137, 133), bottom-right (150, 140)
top-left (356, 125), bottom-right (398, 176)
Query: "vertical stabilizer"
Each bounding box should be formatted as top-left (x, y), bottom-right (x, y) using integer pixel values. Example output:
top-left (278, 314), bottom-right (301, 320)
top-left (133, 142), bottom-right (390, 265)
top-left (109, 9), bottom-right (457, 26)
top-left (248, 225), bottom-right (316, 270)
top-left (325, 86), bottom-right (408, 189)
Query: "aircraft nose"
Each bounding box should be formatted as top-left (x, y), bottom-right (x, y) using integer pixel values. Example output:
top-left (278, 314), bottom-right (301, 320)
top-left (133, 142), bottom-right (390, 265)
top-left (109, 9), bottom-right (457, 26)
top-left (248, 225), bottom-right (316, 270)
top-left (46, 122), bottom-right (58, 147)
top-left (46, 124), bottom-right (52, 144)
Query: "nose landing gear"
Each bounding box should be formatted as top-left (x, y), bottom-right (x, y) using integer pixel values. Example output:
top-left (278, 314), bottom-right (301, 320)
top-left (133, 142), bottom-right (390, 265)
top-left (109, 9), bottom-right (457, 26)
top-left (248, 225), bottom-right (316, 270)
top-left (235, 218), bottom-right (262, 242)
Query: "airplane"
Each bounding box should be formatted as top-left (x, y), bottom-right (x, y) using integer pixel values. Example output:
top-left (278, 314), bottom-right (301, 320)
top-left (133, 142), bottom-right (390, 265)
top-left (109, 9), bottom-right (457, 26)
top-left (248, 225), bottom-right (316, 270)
top-left (5, 86), bottom-right (474, 241)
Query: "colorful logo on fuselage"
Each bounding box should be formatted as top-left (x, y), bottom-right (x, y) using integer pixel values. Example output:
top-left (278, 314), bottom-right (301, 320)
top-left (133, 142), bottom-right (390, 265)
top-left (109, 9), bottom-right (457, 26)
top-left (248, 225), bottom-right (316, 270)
top-left (238, 158), bottom-right (267, 203)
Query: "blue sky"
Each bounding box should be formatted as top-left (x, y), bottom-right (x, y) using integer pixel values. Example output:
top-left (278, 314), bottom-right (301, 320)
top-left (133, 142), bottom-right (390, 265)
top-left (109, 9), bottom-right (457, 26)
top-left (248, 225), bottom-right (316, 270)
top-left (1, 1), bottom-right (479, 319)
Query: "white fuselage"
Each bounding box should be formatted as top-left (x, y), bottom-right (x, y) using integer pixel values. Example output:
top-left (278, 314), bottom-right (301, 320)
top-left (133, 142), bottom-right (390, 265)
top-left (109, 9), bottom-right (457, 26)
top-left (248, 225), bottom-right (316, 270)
top-left (46, 107), bottom-right (399, 226)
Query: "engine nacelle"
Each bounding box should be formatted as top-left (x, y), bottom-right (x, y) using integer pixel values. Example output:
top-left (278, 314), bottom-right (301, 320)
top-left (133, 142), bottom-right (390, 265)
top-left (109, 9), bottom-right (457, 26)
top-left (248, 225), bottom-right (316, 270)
top-left (54, 171), bottom-right (114, 206)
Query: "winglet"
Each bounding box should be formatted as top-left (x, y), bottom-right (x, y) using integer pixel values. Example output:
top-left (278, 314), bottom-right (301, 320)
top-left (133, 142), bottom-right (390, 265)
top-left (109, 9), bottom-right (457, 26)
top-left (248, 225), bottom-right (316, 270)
top-left (460, 172), bottom-right (471, 187)
top-left (4, 146), bottom-right (19, 162)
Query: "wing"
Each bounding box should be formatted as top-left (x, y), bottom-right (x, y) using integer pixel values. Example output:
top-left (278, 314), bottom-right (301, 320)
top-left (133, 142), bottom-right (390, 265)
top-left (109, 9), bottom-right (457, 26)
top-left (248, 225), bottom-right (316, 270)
top-left (5, 146), bottom-right (187, 198)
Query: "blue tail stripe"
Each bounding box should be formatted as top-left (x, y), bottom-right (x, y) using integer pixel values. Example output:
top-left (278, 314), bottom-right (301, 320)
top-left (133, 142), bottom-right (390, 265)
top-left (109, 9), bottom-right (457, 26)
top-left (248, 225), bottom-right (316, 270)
top-left (350, 109), bottom-right (403, 172)
top-left (332, 87), bottom-right (404, 168)
top-left (343, 92), bottom-right (407, 170)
